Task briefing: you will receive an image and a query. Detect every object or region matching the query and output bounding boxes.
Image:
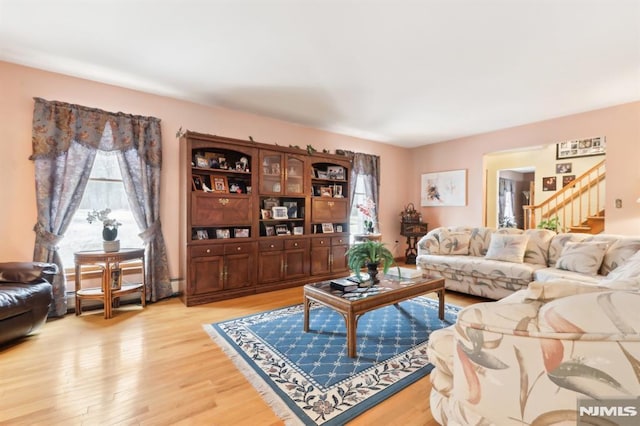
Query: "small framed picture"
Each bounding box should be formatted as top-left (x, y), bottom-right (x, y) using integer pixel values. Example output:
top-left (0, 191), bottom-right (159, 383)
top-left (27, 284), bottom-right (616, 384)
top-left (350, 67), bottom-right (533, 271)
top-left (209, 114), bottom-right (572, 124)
top-left (228, 180), bottom-right (245, 194)
top-left (216, 228), bottom-right (231, 239)
top-left (218, 157), bottom-right (229, 169)
top-left (263, 198), bottom-right (279, 210)
top-left (196, 229), bottom-right (209, 240)
top-left (192, 175), bottom-right (204, 191)
top-left (283, 201), bottom-right (298, 218)
top-left (265, 225), bottom-right (275, 236)
top-left (195, 155), bottom-right (209, 168)
top-left (212, 176), bottom-right (228, 193)
top-left (333, 185), bottom-right (343, 198)
top-left (293, 226), bottom-right (304, 235)
top-left (543, 176), bottom-right (557, 191)
top-left (320, 187), bottom-right (333, 197)
top-left (322, 223), bottom-right (334, 233)
top-left (317, 171), bottom-right (328, 179)
top-left (556, 163), bottom-right (572, 174)
top-left (272, 206), bottom-right (288, 219)
top-left (327, 166), bottom-right (345, 180)
top-left (261, 209), bottom-right (272, 220)
top-left (234, 228), bottom-right (250, 238)
top-left (563, 175), bottom-right (576, 187)
top-left (275, 224), bottom-right (289, 235)
top-left (336, 225), bottom-right (343, 232)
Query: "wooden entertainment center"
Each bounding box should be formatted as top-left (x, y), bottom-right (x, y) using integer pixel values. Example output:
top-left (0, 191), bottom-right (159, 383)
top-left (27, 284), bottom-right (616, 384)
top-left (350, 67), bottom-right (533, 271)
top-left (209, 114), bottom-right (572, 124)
top-left (179, 131), bottom-right (352, 306)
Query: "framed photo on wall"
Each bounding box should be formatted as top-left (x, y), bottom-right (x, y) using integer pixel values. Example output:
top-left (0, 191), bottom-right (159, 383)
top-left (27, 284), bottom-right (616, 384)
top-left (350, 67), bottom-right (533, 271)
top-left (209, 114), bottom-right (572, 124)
top-left (555, 163), bottom-right (572, 174)
top-left (562, 175), bottom-right (576, 187)
top-left (556, 136), bottom-right (606, 159)
top-left (542, 176), bottom-right (557, 191)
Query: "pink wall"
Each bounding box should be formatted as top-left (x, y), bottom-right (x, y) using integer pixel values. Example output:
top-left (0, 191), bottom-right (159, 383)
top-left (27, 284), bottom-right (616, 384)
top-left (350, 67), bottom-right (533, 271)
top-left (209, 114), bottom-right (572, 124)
top-left (0, 61), bottom-right (411, 278)
top-left (408, 102), bottom-right (640, 234)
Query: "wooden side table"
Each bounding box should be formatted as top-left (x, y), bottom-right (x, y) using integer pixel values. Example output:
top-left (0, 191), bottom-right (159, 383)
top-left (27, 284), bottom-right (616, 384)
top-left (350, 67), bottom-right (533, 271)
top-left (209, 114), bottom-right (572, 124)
top-left (352, 233), bottom-right (382, 243)
top-left (74, 248), bottom-right (146, 319)
top-left (400, 222), bottom-right (428, 264)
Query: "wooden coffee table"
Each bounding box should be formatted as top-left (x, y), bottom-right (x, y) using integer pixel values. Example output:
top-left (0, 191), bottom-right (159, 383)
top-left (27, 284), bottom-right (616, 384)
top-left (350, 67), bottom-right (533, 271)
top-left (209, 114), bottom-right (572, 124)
top-left (303, 274), bottom-right (445, 357)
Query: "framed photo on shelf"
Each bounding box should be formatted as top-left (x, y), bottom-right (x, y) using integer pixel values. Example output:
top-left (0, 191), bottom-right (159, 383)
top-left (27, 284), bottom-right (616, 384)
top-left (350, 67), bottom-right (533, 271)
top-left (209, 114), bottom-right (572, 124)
top-left (194, 155), bottom-right (209, 168)
top-left (216, 228), bottom-right (231, 239)
top-left (327, 166), bottom-right (345, 180)
top-left (195, 229), bottom-right (209, 240)
top-left (316, 171), bottom-right (328, 179)
top-left (265, 225), bottom-right (275, 236)
top-left (261, 209), bottom-right (272, 220)
top-left (293, 226), bottom-right (304, 235)
top-left (272, 206), bottom-right (288, 219)
top-left (322, 223), bottom-right (334, 233)
top-left (228, 179), bottom-right (245, 194)
top-left (333, 185), bottom-right (343, 198)
top-left (336, 225), bottom-right (343, 232)
top-left (283, 201), bottom-right (298, 218)
top-left (234, 228), bottom-right (250, 238)
top-left (263, 197), bottom-right (279, 210)
top-left (212, 176), bottom-right (228, 193)
top-left (192, 175), bottom-right (204, 191)
top-left (320, 186), bottom-right (333, 197)
top-left (275, 224), bottom-right (289, 235)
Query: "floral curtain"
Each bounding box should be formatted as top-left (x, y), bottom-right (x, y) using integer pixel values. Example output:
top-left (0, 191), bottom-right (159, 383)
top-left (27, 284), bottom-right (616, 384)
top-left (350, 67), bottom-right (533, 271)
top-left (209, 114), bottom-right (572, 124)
top-left (347, 152), bottom-right (380, 232)
top-left (31, 98), bottom-right (172, 316)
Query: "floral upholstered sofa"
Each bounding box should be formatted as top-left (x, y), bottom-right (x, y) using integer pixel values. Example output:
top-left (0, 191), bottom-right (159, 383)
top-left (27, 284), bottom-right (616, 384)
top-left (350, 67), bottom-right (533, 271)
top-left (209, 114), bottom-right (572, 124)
top-left (426, 276), bottom-right (640, 425)
top-left (416, 226), bottom-right (640, 300)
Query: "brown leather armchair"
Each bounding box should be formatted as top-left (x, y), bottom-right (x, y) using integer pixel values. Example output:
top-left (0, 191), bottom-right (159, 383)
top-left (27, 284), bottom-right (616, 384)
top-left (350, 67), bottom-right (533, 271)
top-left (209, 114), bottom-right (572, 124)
top-left (0, 262), bottom-right (56, 346)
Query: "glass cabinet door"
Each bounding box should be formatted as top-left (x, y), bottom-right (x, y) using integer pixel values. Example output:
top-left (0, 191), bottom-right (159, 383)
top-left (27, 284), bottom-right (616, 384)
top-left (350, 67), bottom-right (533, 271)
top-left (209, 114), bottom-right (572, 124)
top-left (284, 155), bottom-right (304, 195)
top-left (260, 152), bottom-right (283, 194)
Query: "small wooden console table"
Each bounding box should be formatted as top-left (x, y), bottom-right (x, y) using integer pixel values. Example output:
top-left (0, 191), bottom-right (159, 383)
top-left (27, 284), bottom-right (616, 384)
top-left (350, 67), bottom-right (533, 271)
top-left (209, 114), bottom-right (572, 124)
top-left (400, 222), bottom-right (428, 264)
top-left (74, 248), bottom-right (146, 319)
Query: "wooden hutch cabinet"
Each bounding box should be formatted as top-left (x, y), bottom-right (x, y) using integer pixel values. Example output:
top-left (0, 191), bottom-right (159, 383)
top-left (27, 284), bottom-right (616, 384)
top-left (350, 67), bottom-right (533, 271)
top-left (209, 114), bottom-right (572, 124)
top-left (179, 131), bottom-right (352, 306)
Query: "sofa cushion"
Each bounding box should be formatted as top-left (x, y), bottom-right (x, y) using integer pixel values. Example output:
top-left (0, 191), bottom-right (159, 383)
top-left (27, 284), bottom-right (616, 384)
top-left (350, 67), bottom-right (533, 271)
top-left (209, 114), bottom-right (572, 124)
top-left (599, 237), bottom-right (640, 275)
top-left (419, 254), bottom-right (543, 282)
top-left (523, 229), bottom-right (555, 266)
top-left (534, 267), bottom-right (603, 284)
top-left (485, 234), bottom-right (529, 263)
top-left (555, 241), bottom-right (609, 275)
top-left (548, 233), bottom-right (591, 266)
top-left (600, 250), bottom-right (640, 289)
top-left (439, 230), bottom-right (471, 255)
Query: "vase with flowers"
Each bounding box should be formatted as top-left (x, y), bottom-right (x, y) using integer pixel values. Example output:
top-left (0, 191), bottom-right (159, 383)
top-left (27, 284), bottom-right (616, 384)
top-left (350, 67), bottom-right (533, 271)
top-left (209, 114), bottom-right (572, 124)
top-left (87, 208), bottom-right (122, 252)
top-left (357, 197), bottom-right (377, 234)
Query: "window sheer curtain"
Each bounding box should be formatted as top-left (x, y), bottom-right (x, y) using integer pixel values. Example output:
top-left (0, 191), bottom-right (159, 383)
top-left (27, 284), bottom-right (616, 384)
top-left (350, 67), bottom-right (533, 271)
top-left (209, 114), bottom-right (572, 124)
top-left (348, 152), bottom-right (380, 231)
top-left (498, 177), bottom-right (516, 227)
top-left (31, 98), bottom-right (172, 316)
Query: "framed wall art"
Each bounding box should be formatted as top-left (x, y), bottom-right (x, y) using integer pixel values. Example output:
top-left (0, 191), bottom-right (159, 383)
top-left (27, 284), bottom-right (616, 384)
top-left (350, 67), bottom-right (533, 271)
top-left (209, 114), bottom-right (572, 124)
top-left (421, 169), bottom-right (467, 206)
top-left (556, 136), bottom-right (606, 159)
top-left (543, 176), bottom-right (557, 191)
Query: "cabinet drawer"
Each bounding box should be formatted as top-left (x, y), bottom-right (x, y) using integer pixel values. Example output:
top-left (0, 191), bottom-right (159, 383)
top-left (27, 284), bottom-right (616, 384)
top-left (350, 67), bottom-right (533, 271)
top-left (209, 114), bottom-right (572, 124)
top-left (191, 193), bottom-right (252, 226)
top-left (190, 245), bottom-right (224, 258)
top-left (311, 237), bottom-right (331, 248)
top-left (311, 198), bottom-right (349, 223)
top-left (224, 242), bottom-right (254, 255)
top-left (331, 236), bottom-right (348, 246)
top-left (259, 240), bottom-right (284, 251)
top-left (284, 239), bottom-right (307, 250)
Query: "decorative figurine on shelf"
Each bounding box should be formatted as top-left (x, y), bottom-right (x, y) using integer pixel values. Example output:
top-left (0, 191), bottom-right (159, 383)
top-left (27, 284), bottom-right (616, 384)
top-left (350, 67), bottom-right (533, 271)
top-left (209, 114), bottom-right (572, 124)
top-left (87, 208), bottom-right (122, 252)
top-left (400, 202), bottom-right (422, 223)
top-left (357, 197), bottom-right (377, 234)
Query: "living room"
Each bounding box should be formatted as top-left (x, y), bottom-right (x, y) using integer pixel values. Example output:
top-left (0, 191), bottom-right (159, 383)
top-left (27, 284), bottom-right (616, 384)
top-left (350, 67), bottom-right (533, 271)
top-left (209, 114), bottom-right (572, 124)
top-left (1, 1), bottom-right (640, 425)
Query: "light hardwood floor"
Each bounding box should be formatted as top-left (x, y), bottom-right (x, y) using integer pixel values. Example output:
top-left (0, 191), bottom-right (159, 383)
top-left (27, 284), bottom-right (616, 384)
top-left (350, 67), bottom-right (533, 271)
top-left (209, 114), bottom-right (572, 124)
top-left (0, 285), bottom-right (484, 425)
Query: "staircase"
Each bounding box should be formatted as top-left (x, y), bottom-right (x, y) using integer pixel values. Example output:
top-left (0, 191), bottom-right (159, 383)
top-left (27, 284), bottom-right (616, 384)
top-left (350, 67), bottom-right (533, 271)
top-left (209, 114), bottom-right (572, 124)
top-left (523, 160), bottom-right (605, 234)
top-left (568, 209), bottom-right (605, 234)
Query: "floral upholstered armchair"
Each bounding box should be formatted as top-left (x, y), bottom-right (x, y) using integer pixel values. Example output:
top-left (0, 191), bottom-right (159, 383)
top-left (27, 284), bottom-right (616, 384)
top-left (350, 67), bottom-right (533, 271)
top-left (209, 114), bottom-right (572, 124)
top-left (426, 280), bottom-right (640, 425)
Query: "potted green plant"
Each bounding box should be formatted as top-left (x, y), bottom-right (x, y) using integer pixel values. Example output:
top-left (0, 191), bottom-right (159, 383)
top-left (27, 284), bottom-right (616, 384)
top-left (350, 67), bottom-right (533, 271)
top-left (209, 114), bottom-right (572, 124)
top-left (345, 240), bottom-right (396, 284)
top-left (537, 216), bottom-right (560, 232)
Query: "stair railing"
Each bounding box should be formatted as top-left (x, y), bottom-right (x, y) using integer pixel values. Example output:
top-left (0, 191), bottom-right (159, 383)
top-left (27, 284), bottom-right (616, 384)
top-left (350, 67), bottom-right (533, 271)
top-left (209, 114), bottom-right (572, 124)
top-left (523, 160), bottom-right (605, 232)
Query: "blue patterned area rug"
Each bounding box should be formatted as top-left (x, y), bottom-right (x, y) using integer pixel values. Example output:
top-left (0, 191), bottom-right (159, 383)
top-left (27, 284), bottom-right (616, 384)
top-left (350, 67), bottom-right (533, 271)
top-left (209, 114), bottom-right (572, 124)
top-left (203, 297), bottom-right (459, 425)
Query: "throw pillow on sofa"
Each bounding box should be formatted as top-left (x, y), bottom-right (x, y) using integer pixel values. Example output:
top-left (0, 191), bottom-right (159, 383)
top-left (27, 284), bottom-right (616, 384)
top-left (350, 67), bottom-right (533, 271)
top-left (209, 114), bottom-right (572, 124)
top-left (485, 234), bottom-right (529, 263)
top-left (555, 241), bottom-right (609, 275)
top-left (600, 250), bottom-right (640, 289)
top-left (439, 230), bottom-right (471, 255)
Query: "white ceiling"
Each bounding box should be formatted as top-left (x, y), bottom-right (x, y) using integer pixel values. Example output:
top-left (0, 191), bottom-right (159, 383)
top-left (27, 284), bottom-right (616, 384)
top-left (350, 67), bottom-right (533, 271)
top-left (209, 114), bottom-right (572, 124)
top-left (1, 0), bottom-right (639, 147)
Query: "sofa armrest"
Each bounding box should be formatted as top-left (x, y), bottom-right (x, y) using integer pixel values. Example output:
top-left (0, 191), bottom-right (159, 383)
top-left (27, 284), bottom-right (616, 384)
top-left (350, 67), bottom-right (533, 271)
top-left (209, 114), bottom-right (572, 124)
top-left (418, 228), bottom-right (442, 256)
top-left (0, 262), bottom-right (58, 285)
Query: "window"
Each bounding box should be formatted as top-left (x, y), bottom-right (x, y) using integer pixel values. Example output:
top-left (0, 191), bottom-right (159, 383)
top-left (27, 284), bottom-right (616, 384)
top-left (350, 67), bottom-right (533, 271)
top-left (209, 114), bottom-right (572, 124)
top-left (57, 150), bottom-right (143, 270)
top-left (349, 175), bottom-right (367, 240)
